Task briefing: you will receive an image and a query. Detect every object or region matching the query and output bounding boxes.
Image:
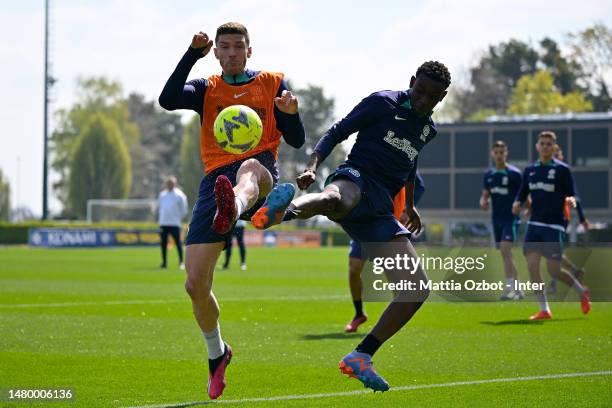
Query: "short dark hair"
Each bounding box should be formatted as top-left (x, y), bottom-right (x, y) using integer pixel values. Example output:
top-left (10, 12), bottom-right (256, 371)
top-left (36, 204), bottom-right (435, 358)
top-left (416, 61), bottom-right (451, 88)
top-left (492, 140), bottom-right (507, 150)
top-left (538, 131), bottom-right (557, 143)
top-left (216, 22), bottom-right (250, 45)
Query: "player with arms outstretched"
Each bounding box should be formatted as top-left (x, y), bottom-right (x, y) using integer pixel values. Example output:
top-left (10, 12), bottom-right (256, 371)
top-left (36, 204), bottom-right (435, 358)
top-left (251, 61), bottom-right (451, 391)
top-left (159, 23), bottom-right (305, 399)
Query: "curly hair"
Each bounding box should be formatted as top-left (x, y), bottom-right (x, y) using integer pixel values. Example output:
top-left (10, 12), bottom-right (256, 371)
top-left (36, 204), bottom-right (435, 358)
top-left (416, 61), bottom-right (451, 88)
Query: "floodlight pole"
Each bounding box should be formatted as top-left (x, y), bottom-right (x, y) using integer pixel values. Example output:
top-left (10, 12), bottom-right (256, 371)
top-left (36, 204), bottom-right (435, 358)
top-left (42, 0), bottom-right (50, 220)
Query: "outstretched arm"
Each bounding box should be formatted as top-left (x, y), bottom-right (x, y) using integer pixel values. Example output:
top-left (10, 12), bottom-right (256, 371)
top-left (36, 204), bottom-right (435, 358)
top-left (158, 32), bottom-right (213, 113)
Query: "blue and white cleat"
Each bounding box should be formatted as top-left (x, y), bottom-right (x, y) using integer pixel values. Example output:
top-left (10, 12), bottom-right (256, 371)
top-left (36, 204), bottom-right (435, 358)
top-left (339, 351), bottom-right (390, 392)
top-left (251, 183), bottom-right (295, 230)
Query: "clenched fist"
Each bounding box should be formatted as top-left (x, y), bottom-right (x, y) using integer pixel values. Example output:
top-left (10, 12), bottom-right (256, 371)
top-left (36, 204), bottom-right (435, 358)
top-left (191, 31), bottom-right (213, 57)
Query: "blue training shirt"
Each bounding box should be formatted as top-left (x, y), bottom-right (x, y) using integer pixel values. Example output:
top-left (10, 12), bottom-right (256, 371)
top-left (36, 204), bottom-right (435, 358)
top-left (483, 164), bottom-right (522, 221)
top-left (516, 158), bottom-right (575, 229)
top-left (314, 90), bottom-right (437, 197)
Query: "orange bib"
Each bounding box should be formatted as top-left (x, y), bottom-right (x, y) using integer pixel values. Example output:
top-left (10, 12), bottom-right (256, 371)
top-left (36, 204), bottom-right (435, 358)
top-left (393, 187), bottom-right (406, 220)
top-left (201, 71), bottom-right (284, 173)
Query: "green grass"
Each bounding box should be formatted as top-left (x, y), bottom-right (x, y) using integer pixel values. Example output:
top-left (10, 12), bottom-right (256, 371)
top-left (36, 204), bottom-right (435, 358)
top-left (0, 246), bottom-right (611, 407)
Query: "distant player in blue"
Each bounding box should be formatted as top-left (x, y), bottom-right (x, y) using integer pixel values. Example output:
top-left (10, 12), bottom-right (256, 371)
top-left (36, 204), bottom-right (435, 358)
top-left (479, 140), bottom-right (523, 300)
top-left (512, 131), bottom-right (591, 320)
top-left (251, 61), bottom-right (451, 391)
top-left (344, 173), bottom-right (425, 334)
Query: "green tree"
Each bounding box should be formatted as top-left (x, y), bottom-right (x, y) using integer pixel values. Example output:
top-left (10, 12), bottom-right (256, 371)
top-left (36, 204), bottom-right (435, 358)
top-left (68, 114), bottom-right (132, 218)
top-left (539, 37), bottom-right (584, 94)
top-left (568, 23), bottom-right (612, 111)
top-left (127, 93), bottom-right (183, 198)
top-left (0, 168), bottom-right (10, 221)
top-left (507, 70), bottom-right (593, 114)
top-left (179, 115), bottom-right (204, 210)
top-left (51, 77), bottom-right (139, 211)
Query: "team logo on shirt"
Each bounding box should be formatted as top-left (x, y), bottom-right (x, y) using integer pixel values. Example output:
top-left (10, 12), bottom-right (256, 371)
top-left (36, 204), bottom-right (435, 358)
top-left (384, 131), bottom-right (419, 160)
top-left (420, 125), bottom-right (431, 142)
top-left (548, 169), bottom-right (555, 179)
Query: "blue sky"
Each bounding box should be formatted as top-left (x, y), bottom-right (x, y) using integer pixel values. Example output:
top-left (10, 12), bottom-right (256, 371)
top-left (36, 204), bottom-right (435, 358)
top-left (1, 0), bottom-right (610, 216)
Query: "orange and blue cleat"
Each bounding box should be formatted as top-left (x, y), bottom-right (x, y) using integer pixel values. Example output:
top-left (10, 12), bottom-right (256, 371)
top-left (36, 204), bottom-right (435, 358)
top-left (212, 175), bottom-right (237, 235)
top-left (339, 351), bottom-right (390, 392)
top-left (208, 343), bottom-right (233, 400)
top-left (529, 310), bottom-right (552, 320)
top-left (251, 183), bottom-right (295, 230)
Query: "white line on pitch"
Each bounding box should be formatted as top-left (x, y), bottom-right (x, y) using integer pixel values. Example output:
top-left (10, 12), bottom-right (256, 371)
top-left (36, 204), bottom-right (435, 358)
top-left (0, 295), bottom-right (346, 309)
top-left (123, 370), bottom-right (612, 407)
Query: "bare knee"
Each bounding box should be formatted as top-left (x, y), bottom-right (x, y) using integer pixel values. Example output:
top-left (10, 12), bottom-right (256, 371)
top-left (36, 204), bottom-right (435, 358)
top-left (185, 274), bottom-right (212, 301)
top-left (321, 189), bottom-right (342, 213)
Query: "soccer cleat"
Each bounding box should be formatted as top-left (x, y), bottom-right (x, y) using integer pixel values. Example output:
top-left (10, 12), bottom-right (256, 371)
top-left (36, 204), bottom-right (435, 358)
top-left (179, 262), bottom-right (185, 271)
top-left (339, 351), bottom-right (390, 392)
top-left (345, 315), bottom-right (368, 333)
top-left (240, 263), bottom-right (247, 271)
top-left (208, 343), bottom-right (233, 400)
top-left (580, 288), bottom-right (591, 315)
top-left (500, 289), bottom-right (524, 301)
top-left (251, 183), bottom-right (296, 230)
top-left (212, 175), bottom-right (237, 235)
top-left (529, 310), bottom-right (552, 320)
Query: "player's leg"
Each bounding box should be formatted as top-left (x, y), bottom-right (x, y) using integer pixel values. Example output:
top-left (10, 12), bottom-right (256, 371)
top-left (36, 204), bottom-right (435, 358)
top-left (340, 235), bottom-right (429, 391)
top-left (526, 251), bottom-right (551, 319)
top-left (345, 242), bottom-right (367, 332)
top-left (159, 226), bottom-right (169, 268)
top-left (561, 254), bottom-right (585, 281)
top-left (185, 242), bottom-right (233, 399)
top-left (235, 227), bottom-right (247, 270)
top-left (213, 158), bottom-right (274, 234)
top-left (499, 240), bottom-right (522, 300)
top-left (252, 179), bottom-right (361, 229)
top-left (169, 226), bottom-right (184, 268)
top-left (222, 234), bottom-right (232, 270)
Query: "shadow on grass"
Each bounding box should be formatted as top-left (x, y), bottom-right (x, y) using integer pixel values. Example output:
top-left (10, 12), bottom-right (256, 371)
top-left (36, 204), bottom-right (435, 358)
top-left (481, 317), bottom-right (585, 326)
top-left (300, 332), bottom-right (364, 340)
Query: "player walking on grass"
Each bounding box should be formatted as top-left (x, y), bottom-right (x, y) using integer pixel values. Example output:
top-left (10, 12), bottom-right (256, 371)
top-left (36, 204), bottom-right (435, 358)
top-left (512, 131), bottom-right (591, 320)
top-left (251, 61), bottom-right (451, 391)
top-left (479, 141), bottom-right (524, 300)
top-left (159, 22), bottom-right (305, 399)
top-left (344, 173), bottom-right (424, 333)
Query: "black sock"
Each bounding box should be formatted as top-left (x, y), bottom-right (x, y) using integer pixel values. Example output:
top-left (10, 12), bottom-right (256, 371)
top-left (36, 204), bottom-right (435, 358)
top-left (208, 344), bottom-right (227, 374)
top-left (355, 334), bottom-right (382, 356)
top-left (353, 300), bottom-right (364, 317)
top-left (282, 204), bottom-right (299, 221)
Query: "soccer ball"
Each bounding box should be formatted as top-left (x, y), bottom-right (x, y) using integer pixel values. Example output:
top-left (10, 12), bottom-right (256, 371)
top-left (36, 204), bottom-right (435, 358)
top-left (213, 105), bottom-right (263, 154)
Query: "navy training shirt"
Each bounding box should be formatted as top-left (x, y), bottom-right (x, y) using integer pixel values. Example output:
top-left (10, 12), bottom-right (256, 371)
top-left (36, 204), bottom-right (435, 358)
top-left (516, 158), bottom-right (575, 229)
top-left (314, 90), bottom-right (437, 197)
top-left (483, 164), bottom-right (522, 221)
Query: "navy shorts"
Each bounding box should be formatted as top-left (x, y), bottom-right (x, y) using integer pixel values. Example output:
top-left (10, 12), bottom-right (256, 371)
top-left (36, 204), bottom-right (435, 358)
top-left (349, 240), bottom-right (363, 259)
top-left (523, 223), bottom-right (565, 260)
top-left (326, 166), bottom-right (409, 243)
top-left (185, 152), bottom-right (278, 245)
top-left (493, 218), bottom-right (518, 247)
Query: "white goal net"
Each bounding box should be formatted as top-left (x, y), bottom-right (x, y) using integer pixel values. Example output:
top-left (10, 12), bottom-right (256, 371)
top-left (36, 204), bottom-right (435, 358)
top-left (86, 199), bottom-right (159, 223)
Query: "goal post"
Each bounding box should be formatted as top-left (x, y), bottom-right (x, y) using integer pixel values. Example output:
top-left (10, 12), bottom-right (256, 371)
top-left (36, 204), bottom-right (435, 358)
top-left (86, 199), bottom-right (159, 223)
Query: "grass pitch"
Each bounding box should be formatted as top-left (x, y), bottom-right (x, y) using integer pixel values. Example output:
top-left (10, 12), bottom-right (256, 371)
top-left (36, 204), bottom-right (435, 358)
top-left (0, 246), bottom-right (611, 407)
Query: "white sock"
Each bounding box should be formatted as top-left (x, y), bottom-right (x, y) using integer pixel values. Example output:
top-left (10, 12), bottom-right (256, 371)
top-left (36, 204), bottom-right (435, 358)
top-left (536, 291), bottom-right (550, 312)
top-left (203, 324), bottom-right (224, 360)
top-left (234, 196), bottom-right (246, 218)
top-left (506, 277), bottom-right (515, 290)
